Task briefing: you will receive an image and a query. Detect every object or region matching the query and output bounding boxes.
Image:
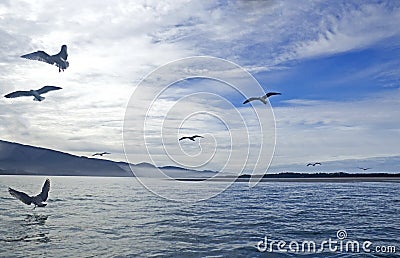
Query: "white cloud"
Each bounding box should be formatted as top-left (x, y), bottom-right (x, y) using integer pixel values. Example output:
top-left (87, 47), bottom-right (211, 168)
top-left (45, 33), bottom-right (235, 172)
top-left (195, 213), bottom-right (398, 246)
top-left (293, 3), bottom-right (400, 60)
top-left (272, 89), bottom-right (400, 167)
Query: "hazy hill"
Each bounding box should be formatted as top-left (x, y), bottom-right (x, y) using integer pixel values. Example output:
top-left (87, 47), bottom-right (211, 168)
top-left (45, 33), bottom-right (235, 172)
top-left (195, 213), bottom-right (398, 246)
top-left (0, 140), bottom-right (217, 178)
top-left (268, 156), bottom-right (400, 173)
top-left (0, 140), bottom-right (130, 176)
top-left (4, 139), bottom-right (396, 178)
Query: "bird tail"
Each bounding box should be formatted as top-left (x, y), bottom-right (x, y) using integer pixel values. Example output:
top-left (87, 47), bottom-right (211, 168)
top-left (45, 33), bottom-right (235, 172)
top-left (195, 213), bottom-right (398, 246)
top-left (34, 96), bottom-right (45, 101)
top-left (259, 98), bottom-right (267, 104)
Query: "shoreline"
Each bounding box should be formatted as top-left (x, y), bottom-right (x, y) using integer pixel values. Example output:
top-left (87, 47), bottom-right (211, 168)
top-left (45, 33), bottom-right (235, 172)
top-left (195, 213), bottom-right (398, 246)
top-left (174, 176), bottom-right (400, 183)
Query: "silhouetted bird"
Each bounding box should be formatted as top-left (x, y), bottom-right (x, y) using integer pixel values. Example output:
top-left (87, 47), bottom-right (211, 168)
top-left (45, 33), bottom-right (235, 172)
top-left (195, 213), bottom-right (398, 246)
top-left (9, 179), bottom-right (50, 209)
top-left (179, 135), bottom-right (204, 141)
top-left (307, 162), bottom-right (322, 166)
top-left (4, 86), bottom-right (62, 101)
top-left (243, 92), bottom-right (281, 104)
top-left (21, 45), bottom-right (69, 72)
top-left (358, 167), bottom-right (371, 171)
top-left (92, 152), bottom-right (111, 157)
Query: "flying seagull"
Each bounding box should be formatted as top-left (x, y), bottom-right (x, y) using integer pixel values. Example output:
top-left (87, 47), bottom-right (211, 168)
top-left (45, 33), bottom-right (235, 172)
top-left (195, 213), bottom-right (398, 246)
top-left (358, 167), bottom-right (371, 171)
top-left (92, 152), bottom-right (111, 157)
top-left (21, 45), bottom-right (69, 72)
top-left (179, 135), bottom-right (204, 141)
top-left (243, 92), bottom-right (281, 104)
top-left (8, 179), bottom-right (50, 209)
top-left (307, 162), bottom-right (322, 167)
top-left (4, 86), bottom-right (62, 101)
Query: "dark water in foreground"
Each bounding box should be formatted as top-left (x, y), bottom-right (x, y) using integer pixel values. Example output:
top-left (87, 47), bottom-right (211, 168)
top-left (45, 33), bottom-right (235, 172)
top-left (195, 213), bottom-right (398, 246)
top-left (0, 176), bottom-right (399, 257)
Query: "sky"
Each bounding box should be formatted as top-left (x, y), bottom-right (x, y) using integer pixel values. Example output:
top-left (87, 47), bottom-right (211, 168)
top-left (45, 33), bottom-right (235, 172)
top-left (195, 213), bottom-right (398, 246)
top-left (0, 0), bottom-right (399, 174)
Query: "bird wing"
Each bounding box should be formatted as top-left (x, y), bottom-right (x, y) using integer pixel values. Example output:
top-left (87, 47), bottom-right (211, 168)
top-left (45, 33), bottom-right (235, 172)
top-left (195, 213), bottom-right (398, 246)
top-left (8, 188), bottom-right (32, 205)
top-left (35, 179), bottom-right (50, 202)
top-left (57, 45), bottom-right (68, 60)
top-left (179, 137), bottom-right (187, 141)
top-left (265, 92), bottom-right (281, 98)
top-left (21, 51), bottom-right (53, 64)
top-left (306, 163), bottom-right (312, 166)
top-left (243, 97), bottom-right (266, 104)
top-left (193, 135), bottom-right (204, 138)
top-left (36, 86), bottom-right (62, 95)
top-left (4, 90), bottom-right (33, 98)
top-left (315, 162), bottom-right (321, 165)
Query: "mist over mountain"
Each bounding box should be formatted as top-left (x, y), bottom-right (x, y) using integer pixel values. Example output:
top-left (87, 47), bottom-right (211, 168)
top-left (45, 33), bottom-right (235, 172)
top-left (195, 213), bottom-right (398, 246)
top-left (0, 140), bottom-right (216, 178)
top-left (268, 156), bottom-right (400, 174)
top-left (1, 140), bottom-right (398, 178)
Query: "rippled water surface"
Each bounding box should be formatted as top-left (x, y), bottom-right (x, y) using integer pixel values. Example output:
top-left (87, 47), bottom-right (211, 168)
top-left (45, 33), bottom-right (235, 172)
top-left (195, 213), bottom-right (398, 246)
top-left (0, 176), bottom-right (399, 257)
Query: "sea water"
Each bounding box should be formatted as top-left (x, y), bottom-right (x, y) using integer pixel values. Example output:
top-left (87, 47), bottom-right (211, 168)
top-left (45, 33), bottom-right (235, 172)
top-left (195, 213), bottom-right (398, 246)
top-left (0, 176), bottom-right (398, 257)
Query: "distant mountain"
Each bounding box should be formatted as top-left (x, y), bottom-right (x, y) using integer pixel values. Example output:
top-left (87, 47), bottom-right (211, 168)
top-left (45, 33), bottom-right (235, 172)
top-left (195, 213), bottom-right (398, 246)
top-left (0, 140), bottom-right (217, 177)
top-left (0, 140), bottom-right (130, 176)
top-left (238, 172), bottom-right (400, 179)
top-left (268, 156), bottom-right (400, 173)
top-left (176, 172), bottom-right (400, 182)
top-left (160, 165), bottom-right (216, 174)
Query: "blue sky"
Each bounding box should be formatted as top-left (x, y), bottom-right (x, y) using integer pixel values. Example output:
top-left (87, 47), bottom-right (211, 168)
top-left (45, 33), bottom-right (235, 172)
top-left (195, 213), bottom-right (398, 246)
top-left (259, 46), bottom-right (400, 105)
top-left (0, 0), bottom-right (399, 173)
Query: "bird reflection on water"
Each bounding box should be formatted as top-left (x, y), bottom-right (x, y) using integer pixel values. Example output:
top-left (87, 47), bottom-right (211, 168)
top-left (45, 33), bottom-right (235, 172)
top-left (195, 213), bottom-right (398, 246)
top-left (25, 214), bottom-right (48, 226)
top-left (0, 214), bottom-right (50, 243)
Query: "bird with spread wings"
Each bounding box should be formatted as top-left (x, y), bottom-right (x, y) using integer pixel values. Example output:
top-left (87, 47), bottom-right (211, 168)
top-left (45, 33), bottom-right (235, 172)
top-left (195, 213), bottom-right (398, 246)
top-left (243, 92), bottom-right (281, 104)
top-left (4, 86), bottom-right (62, 101)
top-left (179, 135), bottom-right (204, 141)
top-left (92, 152), bottom-right (111, 157)
top-left (307, 162), bottom-right (322, 166)
top-left (21, 45), bottom-right (69, 72)
top-left (9, 179), bottom-right (50, 209)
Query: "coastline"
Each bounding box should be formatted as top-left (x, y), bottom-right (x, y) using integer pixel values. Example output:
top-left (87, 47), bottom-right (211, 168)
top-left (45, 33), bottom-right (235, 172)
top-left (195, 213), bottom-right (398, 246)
top-left (174, 176), bottom-right (400, 183)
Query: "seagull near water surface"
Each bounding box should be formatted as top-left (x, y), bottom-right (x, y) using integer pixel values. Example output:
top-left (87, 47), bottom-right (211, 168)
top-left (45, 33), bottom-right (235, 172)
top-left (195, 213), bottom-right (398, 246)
top-left (21, 45), bottom-right (69, 72)
top-left (179, 135), bottom-right (204, 141)
top-left (243, 92), bottom-right (281, 104)
top-left (8, 179), bottom-right (50, 209)
top-left (4, 86), bottom-right (62, 101)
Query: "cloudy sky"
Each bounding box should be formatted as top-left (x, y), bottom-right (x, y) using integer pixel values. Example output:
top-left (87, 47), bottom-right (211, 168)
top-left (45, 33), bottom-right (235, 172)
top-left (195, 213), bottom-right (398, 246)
top-left (0, 0), bottom-right (399, 173)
